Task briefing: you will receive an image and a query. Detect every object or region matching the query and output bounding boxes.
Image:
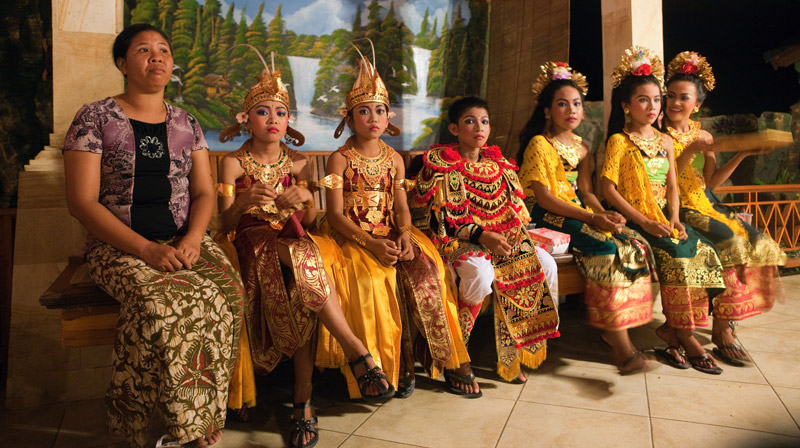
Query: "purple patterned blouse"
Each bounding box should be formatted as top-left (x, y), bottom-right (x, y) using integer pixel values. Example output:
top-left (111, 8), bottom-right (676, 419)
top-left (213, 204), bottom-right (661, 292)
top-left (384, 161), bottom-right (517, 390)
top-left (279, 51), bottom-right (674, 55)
top-left (63, 97), bottom-right (208, 253)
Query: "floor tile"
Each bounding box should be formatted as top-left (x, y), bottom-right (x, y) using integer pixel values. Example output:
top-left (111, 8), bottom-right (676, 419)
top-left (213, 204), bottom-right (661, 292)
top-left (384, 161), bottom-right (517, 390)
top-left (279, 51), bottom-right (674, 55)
top-left (652, 418), bottom-right (800, 448)
top-left (748, 350), bottom-right (800, 389)
top-left (767, 317), bottom-right (800, 331)
top-left (0, 402), bottom-right (65, 448)
top-left (354, 386), bottom-right (514, 447)
top-left (53, 398), bottom-right (126, 448)
top-left (518, 362), bottom-right (650, 416)
top-left (646, 340), bottom-right (768, 385)
top-left (340, 435), bottom-right (426, 447)
top-left (497, 402), bottom-right (651, 448)
top-left (735, 326), bottom-right (800, 355)
top-left (736, 311), bottom-right (798, 328)
top-left (647, 374), bottom-right (800, 436)
top-left (775, 387), bottom-right (800, 427)
top-left (219, 419), bottom-right (348, 448)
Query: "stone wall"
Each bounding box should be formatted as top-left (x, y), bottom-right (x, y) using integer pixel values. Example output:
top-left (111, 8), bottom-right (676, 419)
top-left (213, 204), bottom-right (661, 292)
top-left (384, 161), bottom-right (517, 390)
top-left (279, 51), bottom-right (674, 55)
top-left (6, 0), bottom-right (123, 410)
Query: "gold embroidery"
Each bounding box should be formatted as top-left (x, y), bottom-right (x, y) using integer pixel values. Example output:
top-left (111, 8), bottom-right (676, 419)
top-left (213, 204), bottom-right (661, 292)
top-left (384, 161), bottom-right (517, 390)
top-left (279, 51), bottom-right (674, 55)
top-left (217, 183), bottom-right (235, 197)
top-left (317, 174), bottom-right (343, 189)
top-left (667, 120), bottom-right (701, 148)
top-left (545, 132), bottom-right (582, 170)
top-left (623, 127), bottom-right (665, 159)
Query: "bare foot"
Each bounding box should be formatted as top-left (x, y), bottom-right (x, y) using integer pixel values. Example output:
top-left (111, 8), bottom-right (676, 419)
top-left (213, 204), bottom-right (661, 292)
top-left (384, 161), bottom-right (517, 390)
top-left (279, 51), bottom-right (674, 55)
top-left (194, 429), bottom-right (222, 447)
top-left (677, 329), bottom-right (720, 372)
top-left (656, 323), bottom-right (686, 364)
top-left (516, 370), bottom-right (528, 383)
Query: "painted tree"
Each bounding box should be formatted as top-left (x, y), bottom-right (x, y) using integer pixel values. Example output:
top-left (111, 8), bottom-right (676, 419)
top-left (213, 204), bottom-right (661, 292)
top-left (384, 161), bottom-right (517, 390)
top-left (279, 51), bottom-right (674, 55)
top-left (130, 0), bottom-right (158, 26)
top-left (377, 2), bottom-right (416, 101)
top-left (265, 5), bottom-right (296, 109)
top-left (242, 2), bottom-right (268, 93)
top-left (415, 7), bottom-right (433, 49)
top-left (443, 3), bottom-right (466, 98)
top-left (199, 0), bottom-right (222, 55)
top-left (351, 3), bottom-right (363, 41)
top-left (426, 13), bottom-right (448, 96)
top-left (209, 3), bottom-right (237, 75)
top-left (227, 9), bottom-right (251, 94)
top-left (364, 0), bottom-right (382, 49)
top-left (312, 28), bottom-right (353, 117)
top-left (158, 0), bottom-right (178, 36)
top-left (182, 10), bottom-right (208, 109)
top-left (170, 0), bottom-right (199, 71)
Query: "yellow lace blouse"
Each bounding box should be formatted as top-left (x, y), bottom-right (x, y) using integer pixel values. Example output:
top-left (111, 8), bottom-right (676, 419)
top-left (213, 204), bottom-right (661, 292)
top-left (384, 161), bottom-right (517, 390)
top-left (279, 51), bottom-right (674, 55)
top-left (673, 140), bottom-right (747, 237)
top-left (518, 135), bottom-right (586, 211)
top-left (602, 132), bottom-right (678, 238)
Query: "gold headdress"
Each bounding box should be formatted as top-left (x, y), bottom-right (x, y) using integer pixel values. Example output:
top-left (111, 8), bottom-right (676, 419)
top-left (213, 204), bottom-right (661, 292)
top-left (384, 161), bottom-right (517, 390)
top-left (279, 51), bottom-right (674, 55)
top-left (220, 46), bottom-right (304, 146)
top-left (334, 40), bottom-right (400, 139)
top-left (531, 61), bottom-right (588, 102)
top-left (611, 46), bottom-right (665, 89)
top-left (666, 51), bottom-right (715, 92)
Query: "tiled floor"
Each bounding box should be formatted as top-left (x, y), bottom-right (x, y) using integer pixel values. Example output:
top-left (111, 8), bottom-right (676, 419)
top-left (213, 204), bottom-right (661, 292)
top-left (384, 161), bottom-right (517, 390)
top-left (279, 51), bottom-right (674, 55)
top-left (4, 276), bottom-right (800, 448)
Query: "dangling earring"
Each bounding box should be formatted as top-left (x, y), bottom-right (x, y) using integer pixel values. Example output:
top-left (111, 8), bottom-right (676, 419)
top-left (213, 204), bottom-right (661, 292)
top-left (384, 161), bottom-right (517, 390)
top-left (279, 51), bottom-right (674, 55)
top-left (623, 108), bottom-right (631, 123)
top-left (247, 128), bottom-right (253, 138)
top-left (544, 113), bottom-right (551, 120)
top-left (692, 106), bottom-right (700, 114)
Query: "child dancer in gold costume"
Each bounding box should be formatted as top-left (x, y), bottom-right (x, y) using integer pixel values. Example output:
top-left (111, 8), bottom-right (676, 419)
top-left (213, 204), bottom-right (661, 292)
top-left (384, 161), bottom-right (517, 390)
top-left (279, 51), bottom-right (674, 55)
top-left (314, 43), bottom-right (477, 399)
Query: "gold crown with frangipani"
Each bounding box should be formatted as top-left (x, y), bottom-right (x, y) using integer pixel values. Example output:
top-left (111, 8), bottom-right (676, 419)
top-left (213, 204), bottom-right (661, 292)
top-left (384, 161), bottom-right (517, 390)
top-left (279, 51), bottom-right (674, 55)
top-left (334, 40), bottom-right (400, 138)
top-left (531, 61), bottom-right (588, 102)
top-left (666, 51), bottom-right (715, 92)
top-left (611, 46), bottom-right (665, 89)
top-left (220, 46), bottom-right (304, 146)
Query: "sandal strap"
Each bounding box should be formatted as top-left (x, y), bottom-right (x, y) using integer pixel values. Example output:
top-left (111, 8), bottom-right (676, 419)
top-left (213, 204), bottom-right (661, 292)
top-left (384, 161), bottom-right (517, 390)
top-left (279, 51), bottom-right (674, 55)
top-left (348, 352), bottom-right (374, 371)
top-left (293, 401), bottom-right (313, 410)
top-left (445, 369), bottom-right (476, 386)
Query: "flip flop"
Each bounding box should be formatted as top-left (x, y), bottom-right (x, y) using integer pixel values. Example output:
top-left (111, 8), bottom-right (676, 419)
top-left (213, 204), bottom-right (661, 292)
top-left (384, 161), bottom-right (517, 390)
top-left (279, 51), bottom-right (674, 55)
top-left (687, 353), bottom-right (723, 375)
top-left (712, 344), bottom-right (750, 367)
top-left (443, 369), bottom-right (482, 398)
top-left (654, 346), bottom-right (690, 369)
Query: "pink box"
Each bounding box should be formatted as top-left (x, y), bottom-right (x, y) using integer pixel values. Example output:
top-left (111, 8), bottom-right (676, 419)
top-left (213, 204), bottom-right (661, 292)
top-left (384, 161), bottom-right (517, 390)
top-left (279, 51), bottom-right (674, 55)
top-left (528, 228), bottom-right (571, 255)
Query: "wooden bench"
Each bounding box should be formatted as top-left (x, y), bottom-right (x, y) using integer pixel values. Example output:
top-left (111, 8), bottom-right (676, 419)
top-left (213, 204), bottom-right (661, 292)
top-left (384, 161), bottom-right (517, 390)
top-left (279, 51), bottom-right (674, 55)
top-left (39, 254), bottom-right (584, 347)
top-left (39, 150), bottom-right (585, 347)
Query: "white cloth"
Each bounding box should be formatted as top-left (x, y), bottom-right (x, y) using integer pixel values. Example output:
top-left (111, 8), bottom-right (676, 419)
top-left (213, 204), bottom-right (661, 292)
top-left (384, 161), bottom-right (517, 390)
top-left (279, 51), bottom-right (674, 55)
top-left (451, 246), bottom-right (559, 305)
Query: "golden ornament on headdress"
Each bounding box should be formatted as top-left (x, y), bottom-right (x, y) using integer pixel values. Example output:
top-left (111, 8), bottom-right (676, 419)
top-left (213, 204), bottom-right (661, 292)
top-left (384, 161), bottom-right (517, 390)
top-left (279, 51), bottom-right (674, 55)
top-left (219, 46), bottom-right (304, 146)
top-left (334, 40), bottom-right (400, 138)
top-left (666, 51), bottom-right (715, 92)
top-left (531, 61), bottom-right (588, 102)
top-left (611, 46), bottom-right (665, 89)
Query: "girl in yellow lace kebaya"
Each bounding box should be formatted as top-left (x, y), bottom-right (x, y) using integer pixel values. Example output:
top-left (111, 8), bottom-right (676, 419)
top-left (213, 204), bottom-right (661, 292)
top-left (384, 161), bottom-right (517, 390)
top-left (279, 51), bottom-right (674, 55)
top-left (412, 96), bottom-right (561, 383)
top-left (517, 62), bottom-right (657, 374)
top-left (601, 47), bottom-right (726, 375)
top-left (664, 51), bottom-right (784, 367)
top-left (314, 43), bottom-right (476, 399)
top-left (216, 50), bottom-right (394, 448)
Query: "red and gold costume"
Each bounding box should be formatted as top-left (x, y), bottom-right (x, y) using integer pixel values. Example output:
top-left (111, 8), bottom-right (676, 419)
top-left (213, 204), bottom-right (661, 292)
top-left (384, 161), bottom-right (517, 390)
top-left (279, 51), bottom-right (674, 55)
top-left (413, 143), bottom-right (560, 381)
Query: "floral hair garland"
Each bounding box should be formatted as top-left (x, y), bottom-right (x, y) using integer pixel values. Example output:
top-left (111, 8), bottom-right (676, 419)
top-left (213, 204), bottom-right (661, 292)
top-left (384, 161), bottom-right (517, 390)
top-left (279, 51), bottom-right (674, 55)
top-left (666, 51), bottom-right (715, 92)
top-left (531, 61), bottom-right (589, 103)
top-left (611, 46), bottom-right (665, 89)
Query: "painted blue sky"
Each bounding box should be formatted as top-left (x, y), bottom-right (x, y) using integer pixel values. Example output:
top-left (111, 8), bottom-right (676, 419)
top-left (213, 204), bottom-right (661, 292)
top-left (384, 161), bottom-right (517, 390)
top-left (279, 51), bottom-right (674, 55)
top-left (216, 0), bottom-right (469, 36)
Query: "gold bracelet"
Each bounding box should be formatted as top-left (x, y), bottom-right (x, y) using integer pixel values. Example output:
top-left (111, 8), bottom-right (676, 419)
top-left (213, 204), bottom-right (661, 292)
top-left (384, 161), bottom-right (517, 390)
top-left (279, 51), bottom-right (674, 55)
top-left (296, 180), bottom-right (309, 189)
top-left (399, 224), bottom-right (413, 233)
top-left (303, 199), bottom-right (314, 210)
top-left (217, 183), bottom-right (235, 198)
top-left (352, 231), bottom-right (368, 247)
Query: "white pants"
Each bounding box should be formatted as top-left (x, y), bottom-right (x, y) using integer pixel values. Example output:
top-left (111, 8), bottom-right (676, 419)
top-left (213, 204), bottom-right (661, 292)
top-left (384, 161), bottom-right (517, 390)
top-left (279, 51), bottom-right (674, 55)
top-left (452, 246), bottom-right (559, 305)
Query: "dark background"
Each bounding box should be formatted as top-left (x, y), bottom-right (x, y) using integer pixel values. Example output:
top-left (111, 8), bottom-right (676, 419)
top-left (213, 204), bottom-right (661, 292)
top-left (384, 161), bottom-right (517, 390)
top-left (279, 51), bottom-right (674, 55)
top-left (570, 0), bottom-right (800, 115)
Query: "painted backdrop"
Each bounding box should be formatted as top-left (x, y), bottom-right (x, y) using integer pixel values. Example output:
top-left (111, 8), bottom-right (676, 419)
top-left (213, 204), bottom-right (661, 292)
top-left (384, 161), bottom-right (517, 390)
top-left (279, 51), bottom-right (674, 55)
top-left (126, 0), bottom-right (489, 151)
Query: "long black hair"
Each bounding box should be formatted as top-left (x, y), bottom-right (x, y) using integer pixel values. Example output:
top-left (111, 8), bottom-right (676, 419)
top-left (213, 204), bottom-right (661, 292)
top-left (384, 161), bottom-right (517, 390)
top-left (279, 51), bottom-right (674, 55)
top-left (516, 79), bottom-right (585, 164)
top-left (606, 74), bottom-right (662, 142)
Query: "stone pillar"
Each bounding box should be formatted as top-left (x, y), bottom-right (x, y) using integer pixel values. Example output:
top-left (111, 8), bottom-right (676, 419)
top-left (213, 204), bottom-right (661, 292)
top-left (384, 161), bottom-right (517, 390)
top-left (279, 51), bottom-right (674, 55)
top-left (6, 0), bottom-right (123, 409)
top-left (486, 0), bottom-right (570, 159)
top-left (600, 0), bottom-right (663, 133)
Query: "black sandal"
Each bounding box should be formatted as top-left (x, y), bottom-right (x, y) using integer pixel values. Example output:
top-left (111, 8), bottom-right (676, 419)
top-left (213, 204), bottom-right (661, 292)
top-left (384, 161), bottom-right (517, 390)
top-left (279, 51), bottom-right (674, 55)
top-left (687, 352), bottom-right (723, 375)
top-left (443, 369), bottom-right (482, 398)
top-left (290, 402), bottom-right (318, 448)
top-left (395, 374), bottom-right (415, 399)
top-left (348, 352), bottom-right (395, 402)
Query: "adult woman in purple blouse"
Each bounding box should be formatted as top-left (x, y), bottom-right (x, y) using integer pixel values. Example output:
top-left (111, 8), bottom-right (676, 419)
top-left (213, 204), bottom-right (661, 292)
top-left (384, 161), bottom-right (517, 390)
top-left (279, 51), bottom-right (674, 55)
top-left (63, 24), bottom-right (244, 448)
